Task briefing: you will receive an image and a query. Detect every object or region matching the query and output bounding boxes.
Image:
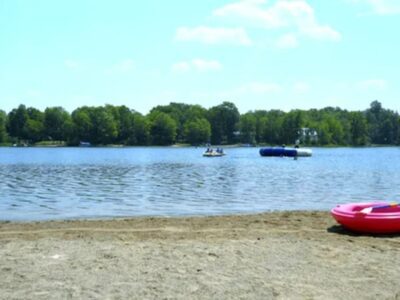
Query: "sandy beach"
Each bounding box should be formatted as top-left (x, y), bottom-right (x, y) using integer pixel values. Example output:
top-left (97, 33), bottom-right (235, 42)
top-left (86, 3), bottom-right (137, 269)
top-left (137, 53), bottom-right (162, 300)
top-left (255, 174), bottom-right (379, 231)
top-left (1, 211), bottom-right (400, 300)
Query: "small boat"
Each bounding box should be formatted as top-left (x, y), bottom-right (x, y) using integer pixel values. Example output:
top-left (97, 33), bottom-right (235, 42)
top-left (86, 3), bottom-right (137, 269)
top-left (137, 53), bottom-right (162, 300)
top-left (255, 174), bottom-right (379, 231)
top-left (259, 147), bottom-right (312, 157)
top-left (331, 202), bottom-right (400, 234)
top-left (203, 148), bottom-right (226, 157)
top-left (79, 141), bottom-right (91, 147)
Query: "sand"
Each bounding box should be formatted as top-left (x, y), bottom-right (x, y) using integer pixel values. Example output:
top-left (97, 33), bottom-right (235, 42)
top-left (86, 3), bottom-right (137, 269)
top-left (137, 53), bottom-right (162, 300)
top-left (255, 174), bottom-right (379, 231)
top-left (1, 211), bottom-right (400, 300)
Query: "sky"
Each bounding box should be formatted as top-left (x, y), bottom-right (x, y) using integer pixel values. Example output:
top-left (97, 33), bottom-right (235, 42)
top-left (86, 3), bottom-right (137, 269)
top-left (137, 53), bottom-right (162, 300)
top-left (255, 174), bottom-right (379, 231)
top-left (1, 0), bottom-right (400, 114)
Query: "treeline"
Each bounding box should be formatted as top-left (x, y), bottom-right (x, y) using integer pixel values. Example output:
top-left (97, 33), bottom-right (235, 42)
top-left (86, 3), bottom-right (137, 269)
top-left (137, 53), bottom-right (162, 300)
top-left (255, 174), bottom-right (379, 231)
top-left (0, 100), bottom-right (399, 146)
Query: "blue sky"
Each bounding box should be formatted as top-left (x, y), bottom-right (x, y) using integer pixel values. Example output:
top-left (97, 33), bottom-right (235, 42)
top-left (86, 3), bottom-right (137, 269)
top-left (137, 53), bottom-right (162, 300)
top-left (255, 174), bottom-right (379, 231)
top-left (1, 0), bottom-right (399, 114)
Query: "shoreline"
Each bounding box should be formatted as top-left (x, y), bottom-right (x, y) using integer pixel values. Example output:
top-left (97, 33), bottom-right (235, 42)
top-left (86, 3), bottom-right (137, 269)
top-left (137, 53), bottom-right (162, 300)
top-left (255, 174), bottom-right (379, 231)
top-left (0, 209), bottom-right (328, 224)
top-left (1, 143), bottom-right (397, 148)
top-left (1, 211), bottom-right (400, 299)
top-left (1, 209), bottom-right (327, 227)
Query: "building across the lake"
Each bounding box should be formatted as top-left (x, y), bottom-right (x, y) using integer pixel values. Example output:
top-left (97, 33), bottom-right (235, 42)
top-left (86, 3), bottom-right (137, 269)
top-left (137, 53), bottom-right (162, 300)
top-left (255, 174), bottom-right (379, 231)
top-left (298, 128), bottom-right (318, 143)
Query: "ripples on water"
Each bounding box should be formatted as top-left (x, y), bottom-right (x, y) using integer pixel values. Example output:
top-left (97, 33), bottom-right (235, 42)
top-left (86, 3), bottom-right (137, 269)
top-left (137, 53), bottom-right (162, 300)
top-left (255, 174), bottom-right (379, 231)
top-left (1, 147), bottom-right (400, 221)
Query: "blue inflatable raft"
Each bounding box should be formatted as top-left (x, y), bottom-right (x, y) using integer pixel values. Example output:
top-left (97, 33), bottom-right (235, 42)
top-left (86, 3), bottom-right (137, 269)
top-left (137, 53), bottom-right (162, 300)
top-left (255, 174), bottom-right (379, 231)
top-left (259, 147), bottom-right (312, 157)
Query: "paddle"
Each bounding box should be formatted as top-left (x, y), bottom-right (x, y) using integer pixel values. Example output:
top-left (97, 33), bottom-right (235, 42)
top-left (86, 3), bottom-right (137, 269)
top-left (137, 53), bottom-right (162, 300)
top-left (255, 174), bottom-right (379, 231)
top-left (359, 203), bottom-right (398, 214)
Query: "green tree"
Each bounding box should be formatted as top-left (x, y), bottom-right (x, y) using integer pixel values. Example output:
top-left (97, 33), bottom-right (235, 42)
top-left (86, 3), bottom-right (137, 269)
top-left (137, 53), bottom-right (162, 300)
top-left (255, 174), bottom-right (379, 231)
top-left (150, 103), bottom-right (194, 142)
top-left (239, 112), bottom-right (257, 144)
top-left (208, 102), bottom-right (240, 145)
top-left (25, 119), bottom-right (44, 143)
top-left (251, 110), bottom-right (268, 144)
top-left (315, 122), bottom-right (332, 145)
top-left (71, 107), bottom-right (92, 143)
top-left (349, 112), bottom-right (368, 145)
top-left (5, 101), bottom-right (400, 147)
top-left (365, 100), bottom-right (400, 144)
top-left (186, 105), bottom-right (208, 121)
top-left (149, 111), bottom-right (177, 145)
top-left (280, 110), bottom-right (303, 144)
top-left (258, 110), bottom-right (284, 144)
top-left (325, 116), bottom-right (345, 145)
top-left (105, 105), bottom-right (135, 144)
top-left (133, 113), bottom-right (151, 145)
top-left (44, 107), bottom-right (72, 141)
top-left (7, 105), bottom-right (45, 143)
top-left (7, 104), bottom-right (29, 140)
top-left (90, 107), bottom-right (118, 145)
top-left (0, 110), bottom-right (7, 143)
top-left (24, 107), bottom-right (45, 143)
top-left (366, 100), bottom-right (384, 144)
top-left (184, 118), bottom-right (211, 145)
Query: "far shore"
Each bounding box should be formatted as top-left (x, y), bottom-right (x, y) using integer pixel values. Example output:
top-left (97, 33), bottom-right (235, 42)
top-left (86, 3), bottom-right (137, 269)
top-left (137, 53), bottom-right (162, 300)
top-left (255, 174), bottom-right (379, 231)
top-left (1, 211), bottom-right (400, 299)
top-left (1, 143), bottom-right (396, 148)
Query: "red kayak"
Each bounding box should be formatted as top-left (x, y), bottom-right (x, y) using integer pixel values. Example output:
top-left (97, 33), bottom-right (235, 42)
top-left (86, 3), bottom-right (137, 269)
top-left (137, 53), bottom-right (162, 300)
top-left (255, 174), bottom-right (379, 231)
top-left (331, 202), bottom-right (400, 234)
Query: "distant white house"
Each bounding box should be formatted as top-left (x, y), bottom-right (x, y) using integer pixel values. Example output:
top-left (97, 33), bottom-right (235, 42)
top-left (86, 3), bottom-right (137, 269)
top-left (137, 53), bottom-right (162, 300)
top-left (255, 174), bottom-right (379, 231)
top-left (298, 128), bottom-right (318, 143)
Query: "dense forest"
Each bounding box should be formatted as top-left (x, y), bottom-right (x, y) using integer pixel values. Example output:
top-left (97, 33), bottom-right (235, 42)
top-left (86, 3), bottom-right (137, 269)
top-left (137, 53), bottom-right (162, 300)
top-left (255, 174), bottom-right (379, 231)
top-left (0, 100), bottom-right (399, 146)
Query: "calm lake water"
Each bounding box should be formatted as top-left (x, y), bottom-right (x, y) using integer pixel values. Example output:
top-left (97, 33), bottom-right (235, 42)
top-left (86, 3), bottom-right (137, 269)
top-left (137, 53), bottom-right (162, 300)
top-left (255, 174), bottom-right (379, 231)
top-left (1, 147), bottom-right (399, 221)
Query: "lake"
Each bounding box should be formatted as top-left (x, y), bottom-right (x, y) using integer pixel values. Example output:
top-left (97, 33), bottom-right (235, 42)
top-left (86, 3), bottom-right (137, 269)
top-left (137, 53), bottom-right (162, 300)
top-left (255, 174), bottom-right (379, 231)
top-left (0, 147), bottom-right (399, 221)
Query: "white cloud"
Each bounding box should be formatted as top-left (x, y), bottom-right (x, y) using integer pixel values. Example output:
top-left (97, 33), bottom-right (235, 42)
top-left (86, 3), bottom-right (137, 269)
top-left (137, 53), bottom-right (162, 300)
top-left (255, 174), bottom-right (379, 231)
top-left (350, 0), bottom-right (400, 15)
top-left (105, 59), bottom-right (135, 74)
top-left (276, 33), bottom-right (298, 48)
top-left (64, 59), bottom-right (80, 70)
top-left (293, 82), bottom-right (310, 93)
top-left (175, 26), bottom-right (252, 45)
top-left (192, 59), bottom-right (222, 71)
top-left (113, 59), bottom-right (134, 72)
top-left (213, 0), bottom-right (341, 41)
top-left (26, 89), bottom-right (42, 97)
top-left (213, 0), bottom-right (288, 28)
top-left (172, 62), bottom-right (191, 73)
top-left (172, 59), bottom-right (223, 73)
top-left (298, 23), bottom-right (341, 41)
top-left (356, 79), bottom-right (387, 90)
top-left (236, 82), bottom-right (282, 94)
top-left (216, 81), bottom-right (281, 103)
